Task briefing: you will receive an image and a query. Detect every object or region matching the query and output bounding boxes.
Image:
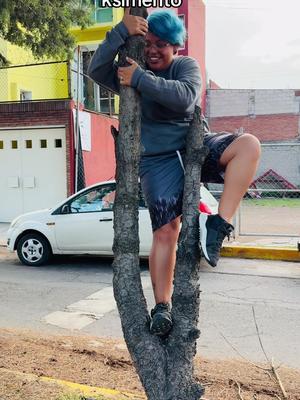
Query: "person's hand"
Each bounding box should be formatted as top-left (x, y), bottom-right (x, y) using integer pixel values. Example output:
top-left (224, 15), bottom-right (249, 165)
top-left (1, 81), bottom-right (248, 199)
top-left (122, 8), bottom-right (148, 36)
top-left (118, 57), bottom-right (139, 86)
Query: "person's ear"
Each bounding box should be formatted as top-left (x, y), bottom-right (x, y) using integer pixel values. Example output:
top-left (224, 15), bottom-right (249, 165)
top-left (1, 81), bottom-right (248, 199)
top-left (173, 45), bottom-right (179, 55)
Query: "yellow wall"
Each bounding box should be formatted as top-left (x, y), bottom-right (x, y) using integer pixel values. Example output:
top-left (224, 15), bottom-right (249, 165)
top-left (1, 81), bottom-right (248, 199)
top-left (0, 39), bottom-right (9, 101)
top-left (0, 7), bottom-right (123, 104)
top-left (0, 39), bottom-right (69, 101)
top-left (7, 62), bottom-right (69, 101)
top-left (70, 7), bottom-right (123, 43)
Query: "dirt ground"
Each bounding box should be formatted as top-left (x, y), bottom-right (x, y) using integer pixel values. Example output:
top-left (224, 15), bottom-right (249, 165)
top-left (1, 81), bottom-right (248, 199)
top-left (0, 329), bottom-right (299, 400)
top-left (238, 205), bottom-right (300, 236)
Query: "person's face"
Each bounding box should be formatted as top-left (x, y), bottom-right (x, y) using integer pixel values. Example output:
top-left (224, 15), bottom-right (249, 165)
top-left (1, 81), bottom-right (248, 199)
top-left (144, 32), bottom-right (178, 71)
top-left (87, 191), bottom-right (97, 202)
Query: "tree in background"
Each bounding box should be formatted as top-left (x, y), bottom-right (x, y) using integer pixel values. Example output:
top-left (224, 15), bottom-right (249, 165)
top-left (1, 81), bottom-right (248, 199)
top-left (0, 0), bottom-right (92, 65)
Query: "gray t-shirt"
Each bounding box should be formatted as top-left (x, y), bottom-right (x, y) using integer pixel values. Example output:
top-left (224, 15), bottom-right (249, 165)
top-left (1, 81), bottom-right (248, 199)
top-left (88, 22), bottom-right (202, 156)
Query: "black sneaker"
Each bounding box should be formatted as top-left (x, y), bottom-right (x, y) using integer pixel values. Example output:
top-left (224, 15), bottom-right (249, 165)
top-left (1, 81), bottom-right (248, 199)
top-left (150, 303), bottom-right (173, 337)
top-left (199, 213), bottom-right (234, 267)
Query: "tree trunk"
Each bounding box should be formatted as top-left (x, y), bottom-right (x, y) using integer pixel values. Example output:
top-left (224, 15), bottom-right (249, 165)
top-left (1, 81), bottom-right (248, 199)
top-left (112, 7), bottom-right (207, 399)
top-left (166, 106), bottom-right (208, 400)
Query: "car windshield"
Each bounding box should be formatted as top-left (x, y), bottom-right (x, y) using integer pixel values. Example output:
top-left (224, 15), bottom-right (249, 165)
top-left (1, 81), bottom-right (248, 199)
top-left (62, 183), bottom-right (147, 214)
top-left (70, 186), bottom-right (115, 213)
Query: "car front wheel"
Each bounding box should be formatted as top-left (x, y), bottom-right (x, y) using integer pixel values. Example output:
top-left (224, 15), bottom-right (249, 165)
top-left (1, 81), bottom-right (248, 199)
top-left (17, 233), bottom-right (52, 266)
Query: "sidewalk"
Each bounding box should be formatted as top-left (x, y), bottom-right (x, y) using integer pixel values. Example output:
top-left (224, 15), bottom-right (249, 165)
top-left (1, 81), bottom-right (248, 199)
top-left (0, 223), bottom-right (8, 246)
top-left (228, 233), bottom-right (299, 248)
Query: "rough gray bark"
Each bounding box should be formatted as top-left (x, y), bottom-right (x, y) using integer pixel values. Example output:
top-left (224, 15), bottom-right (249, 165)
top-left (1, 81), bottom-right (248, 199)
top-left (112, 7), bottom-right (207, 399)
top-left (166, 106), bottom-right (209, 399)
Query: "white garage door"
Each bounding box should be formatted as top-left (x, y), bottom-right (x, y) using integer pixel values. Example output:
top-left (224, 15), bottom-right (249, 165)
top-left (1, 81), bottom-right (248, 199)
top-left (0, 127), bottom-right (67, 222)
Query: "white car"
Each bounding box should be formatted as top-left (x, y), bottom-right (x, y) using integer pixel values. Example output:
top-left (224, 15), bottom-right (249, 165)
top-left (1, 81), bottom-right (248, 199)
top-left (7, 181), bottom-right (218, 266)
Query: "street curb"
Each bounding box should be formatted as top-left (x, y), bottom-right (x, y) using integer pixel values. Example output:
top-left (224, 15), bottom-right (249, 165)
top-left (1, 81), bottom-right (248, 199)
top-left (41, 376), bottom-right (145, 399)
top-left (0, 367), bottom-right (145, 399)
top-left (222, 246), bottom-right (300, 262)
top-left (1, 242), bottom-right (299, 262)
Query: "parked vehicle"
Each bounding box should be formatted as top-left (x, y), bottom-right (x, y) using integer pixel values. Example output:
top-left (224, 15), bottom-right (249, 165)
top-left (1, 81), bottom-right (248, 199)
top-left (7, 181), bottom-right (218, 266)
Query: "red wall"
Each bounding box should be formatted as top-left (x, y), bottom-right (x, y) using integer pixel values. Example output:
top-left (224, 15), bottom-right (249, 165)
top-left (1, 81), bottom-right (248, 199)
top-left (178, 1), bottom-right (188, 57)
top-left (82, 112), bottom-right (118, 186)
top-left (186, 0), bottom-right (206, 111)
top-left (209, 79), bottom-right (221, 89)
top-left (150, 0), bottom-right (207, 110)
top-left (209, 114), bottom-right (299, 142)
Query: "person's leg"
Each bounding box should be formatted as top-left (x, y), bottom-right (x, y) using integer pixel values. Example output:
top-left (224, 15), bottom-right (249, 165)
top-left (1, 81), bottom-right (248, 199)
top-left (200, 133), bottom-right (261, 267)
top-left (148, 216), bottom-right (181, 336)
top-left (149, 216), bottom-right (181, 304)
top-left (218, 133), bottom-right (261, 222)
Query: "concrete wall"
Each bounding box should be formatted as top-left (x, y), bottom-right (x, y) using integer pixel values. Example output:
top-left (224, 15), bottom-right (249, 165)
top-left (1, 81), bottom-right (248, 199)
top-left (206, 89), bottom-right (300, 142)
top-left (208, 114), bottom-right (299, 142)
top-left (257, 143), bottom-right (300, 188)
top-left (207, 89), bottom-right (300, 118)
top-left (206, 88), bottom-right (300, 187)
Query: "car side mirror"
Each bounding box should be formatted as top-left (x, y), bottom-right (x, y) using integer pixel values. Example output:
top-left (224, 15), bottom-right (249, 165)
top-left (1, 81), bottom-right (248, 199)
top-left (61, 204), bottom-right (70, 214)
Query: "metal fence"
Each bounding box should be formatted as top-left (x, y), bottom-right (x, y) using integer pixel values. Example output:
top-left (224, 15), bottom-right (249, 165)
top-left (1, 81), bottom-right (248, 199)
top-left (0, 58), bottom-right (116, 116)
top-left (209, 142), bottom-right (300, 239)
top-left (71, 47), bottom-right (116, 116)
top-left (71, 67), bottom-right (116, 115)
top-left (0, 61), bottom-right (70, 102)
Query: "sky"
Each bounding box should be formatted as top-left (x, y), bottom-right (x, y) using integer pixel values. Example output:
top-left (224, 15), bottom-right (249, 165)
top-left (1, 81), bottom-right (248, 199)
top-left (205, 0), bottom-right (300, 89)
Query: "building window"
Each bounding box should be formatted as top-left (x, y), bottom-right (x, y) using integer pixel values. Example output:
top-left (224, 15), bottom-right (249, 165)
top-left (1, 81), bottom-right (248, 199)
top-left (26, 140), bottom-right (32, 149)
top-left (11, 140), bottom-right (18, 149)
top-left (40, 139), bottom-right (47, 148)
top-left (0, 140), bottom-right (3, 149)
top-left (82, 51), bottom-right (115, 114)
top-left (55, 139), bottom-right (62, 148)
top-left (91, 0), bottom-right (113, 24)
top-left (20, 90), bottom-right (32, 101)
top-left (178, 15), bottom-right (186, 51)
top-left (99, 86), bottom-right (114, 114)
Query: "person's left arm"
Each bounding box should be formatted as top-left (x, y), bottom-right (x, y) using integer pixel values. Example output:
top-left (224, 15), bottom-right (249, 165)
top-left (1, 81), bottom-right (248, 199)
top-left (118, 57), bottom-right (201, 112)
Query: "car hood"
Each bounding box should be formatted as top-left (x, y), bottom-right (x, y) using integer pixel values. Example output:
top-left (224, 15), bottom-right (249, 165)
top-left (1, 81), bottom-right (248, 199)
top-left (10, 209), bottom-right (52, 227)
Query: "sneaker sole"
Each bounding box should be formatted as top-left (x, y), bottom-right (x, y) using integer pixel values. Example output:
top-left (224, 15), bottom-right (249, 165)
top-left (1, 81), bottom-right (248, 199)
top-left (199, 213), bottom-right (216, 267)
top-left (199, 213), bottom-right (209, 260)
top-left (150, 318), bottom-right (172, 337)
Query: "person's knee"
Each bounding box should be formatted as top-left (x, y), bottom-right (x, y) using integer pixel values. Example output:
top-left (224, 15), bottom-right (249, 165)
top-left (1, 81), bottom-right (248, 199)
top-left (239, 133), bottom-right (261, 161)
top-left (154, 220), bottom-right (180, 245)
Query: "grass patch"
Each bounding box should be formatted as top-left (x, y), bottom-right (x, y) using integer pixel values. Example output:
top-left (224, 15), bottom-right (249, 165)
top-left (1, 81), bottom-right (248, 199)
top-left (243, 198), bottom-right (300, 207)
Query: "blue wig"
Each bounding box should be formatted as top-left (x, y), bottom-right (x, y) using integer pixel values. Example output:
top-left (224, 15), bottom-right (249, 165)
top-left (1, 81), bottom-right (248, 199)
top-left (147, 10), bottom-right (186, 47)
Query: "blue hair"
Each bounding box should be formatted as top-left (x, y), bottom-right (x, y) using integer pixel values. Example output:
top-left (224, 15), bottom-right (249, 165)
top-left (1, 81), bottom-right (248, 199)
top-left (147, 10), bottom-right (186, 47)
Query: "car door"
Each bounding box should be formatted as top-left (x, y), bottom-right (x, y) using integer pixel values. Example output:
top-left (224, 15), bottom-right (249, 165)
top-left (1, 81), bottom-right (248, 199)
top-left (138, 187), bottom-right (153, 255)
top-left (54, 184), bottom-right (116, 252)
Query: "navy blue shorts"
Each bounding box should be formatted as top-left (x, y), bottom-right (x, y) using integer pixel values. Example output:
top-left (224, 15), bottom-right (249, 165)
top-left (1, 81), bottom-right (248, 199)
top-left (140, 132), bottom-right (239, 231)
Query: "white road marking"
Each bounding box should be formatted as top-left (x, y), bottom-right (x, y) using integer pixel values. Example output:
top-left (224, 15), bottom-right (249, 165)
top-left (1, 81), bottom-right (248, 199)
top-left (43, 311), bottom-right (96, 330)
top-left (43, 275), bottom-right (152, 330)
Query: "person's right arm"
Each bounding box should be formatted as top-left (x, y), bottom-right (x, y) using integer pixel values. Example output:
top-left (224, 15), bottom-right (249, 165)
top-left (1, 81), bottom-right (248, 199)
top-left (88, 22), bottom-right (128, 94)
top-left (88, 9), bottom-right (148, 94)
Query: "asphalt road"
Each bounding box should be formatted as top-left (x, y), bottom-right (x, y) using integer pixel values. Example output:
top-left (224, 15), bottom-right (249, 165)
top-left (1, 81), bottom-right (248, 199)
top-left (0, 246), bottom-right (300, 369)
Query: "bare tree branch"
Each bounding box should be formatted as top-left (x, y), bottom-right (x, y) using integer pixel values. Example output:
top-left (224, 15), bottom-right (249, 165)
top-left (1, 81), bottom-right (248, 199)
top-left (234, 380), bottom-right (245, 400)
top-left (252, 306), bottom-right (270, 363)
